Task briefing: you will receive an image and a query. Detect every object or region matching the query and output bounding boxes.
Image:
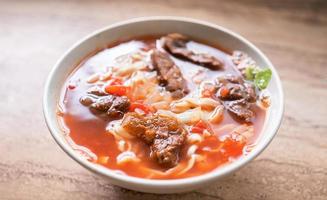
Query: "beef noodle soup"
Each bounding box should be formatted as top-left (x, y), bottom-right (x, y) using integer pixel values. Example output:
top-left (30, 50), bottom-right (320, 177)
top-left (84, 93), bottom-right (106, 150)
top-left (57, 33), bottom-right (272, 179)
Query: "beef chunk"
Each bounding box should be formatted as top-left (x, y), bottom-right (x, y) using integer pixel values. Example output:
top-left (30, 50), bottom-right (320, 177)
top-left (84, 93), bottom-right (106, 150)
top-left (80, 95), bottom-right (96, 106)
top-left (216, 75), bottom-right (256, 103)
top-left (91, 95), bottom-right (129, 119)
top-left (87, 85), bottom-right (108, 96)
top-left (225, 99), bottom-right (254, 122)
top-left (151, 50), bottom-right (189, 98)
top-left (243, 83), bottom-right (256, 103)
top-left (122, 113), bottom-right (186, 167)
top-left (122, 113), bottom-right (156, 143)
top-left (107, 96), bottom-right (130, 119)
top-left (90, 95), bottom-right (116, 112)
top-left (162, 33), bottom-right (223, 70)
top-left (152, 134), bottom-right (185, 167)
top-left (80, 88), bottom-right (130, 120)
top-left (215, 75), bottom-right (257, 122)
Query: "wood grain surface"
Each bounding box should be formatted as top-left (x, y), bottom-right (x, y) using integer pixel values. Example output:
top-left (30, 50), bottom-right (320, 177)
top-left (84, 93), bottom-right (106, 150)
top-left (0, 0), bottom-right (326, 199)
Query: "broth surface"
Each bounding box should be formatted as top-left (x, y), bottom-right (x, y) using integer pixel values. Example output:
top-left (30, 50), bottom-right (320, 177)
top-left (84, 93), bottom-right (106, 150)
top-left (58, 36), bottom-right (266, 179)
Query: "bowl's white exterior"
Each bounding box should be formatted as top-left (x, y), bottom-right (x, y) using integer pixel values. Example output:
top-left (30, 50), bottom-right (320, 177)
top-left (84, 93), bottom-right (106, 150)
top-left (43, 17), bottom-right (284, 194)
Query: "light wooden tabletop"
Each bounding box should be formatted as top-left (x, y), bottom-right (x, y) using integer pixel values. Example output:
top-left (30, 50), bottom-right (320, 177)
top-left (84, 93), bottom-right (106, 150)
top-left (0, 0), bottom-right (326, 199)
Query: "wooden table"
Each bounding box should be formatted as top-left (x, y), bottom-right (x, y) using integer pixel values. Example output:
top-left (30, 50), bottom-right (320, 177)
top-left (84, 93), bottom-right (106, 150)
top-left (0, 0), bottom-right (326, 199)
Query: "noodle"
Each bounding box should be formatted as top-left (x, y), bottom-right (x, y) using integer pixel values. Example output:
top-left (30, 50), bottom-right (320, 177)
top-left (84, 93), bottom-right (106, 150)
top-left (208, 105), bottom-right (224, 124)
top-left (115, 126), bottom-right (135, 139)
top-left (187, 145), bottom-right (198, 157)
top-left (170, 98), bottom-right (198, 113)
top-left (134, 108), bottom-right (146, 115)
top-left (86, 73), bottom-right (100, 83)
top-left (113, 52), bottom-right (147, 77)
top-left (199, 98), bottom-right (220, 110)
top-left (176, 107), bottom-right (202, 125)
top-left (117, 140), bottom-right (126, 152)
top-left (202, 130), bottom-right (212, 138)
top-left (170, 97), bottom-right (220, 113)
top-left (187, 133), bottom-right (203, 144)
top-left (140, 164), bottom-right (180, 178)
top-left (177, 154), bottom-right (197, 175)
top-left (156, 109), bottom-right (177, 118)
top-left (140, 155), bottom-right (199, 178)
top-left (116, 151), bottom-right (140, 165)
top-left (151, 101), bottom-right (170, 110)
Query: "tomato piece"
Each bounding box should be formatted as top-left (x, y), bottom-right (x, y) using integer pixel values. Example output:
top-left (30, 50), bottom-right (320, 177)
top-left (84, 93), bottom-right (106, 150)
top-left (219, 86), bottom-right (229, 98)
top-left (195, 120), bottom-right (207, 129)
top-left (191, 126), bottom-right (204, 134)
top-left (129, 102), bottom-right (154, 114)
top-left (222, 137), bottom-right (246, 157)
top-left (105, 85), bottom-right (130, 96)
top-left (191, 120), bottom-right (208, 134)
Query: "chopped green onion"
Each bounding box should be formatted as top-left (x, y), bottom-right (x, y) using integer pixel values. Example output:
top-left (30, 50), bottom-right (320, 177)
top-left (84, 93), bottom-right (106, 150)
top-left (254, 68), bottom-right (272, 90)
top-left (245, 66), bottom-right (256, 80)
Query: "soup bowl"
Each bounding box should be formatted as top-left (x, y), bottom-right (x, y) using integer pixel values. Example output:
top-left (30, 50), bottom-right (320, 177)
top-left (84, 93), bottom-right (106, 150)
top-left (43, 16), bottom-right (284, 193)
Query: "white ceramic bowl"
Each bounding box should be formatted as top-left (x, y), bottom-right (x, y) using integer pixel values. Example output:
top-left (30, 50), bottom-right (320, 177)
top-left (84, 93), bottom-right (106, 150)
top-left (43, 16), bottom-right (284, 193)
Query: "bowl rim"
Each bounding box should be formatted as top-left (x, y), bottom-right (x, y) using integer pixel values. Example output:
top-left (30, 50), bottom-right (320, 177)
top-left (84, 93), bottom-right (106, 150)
top-left (43, 16), bottom-right (284, 188)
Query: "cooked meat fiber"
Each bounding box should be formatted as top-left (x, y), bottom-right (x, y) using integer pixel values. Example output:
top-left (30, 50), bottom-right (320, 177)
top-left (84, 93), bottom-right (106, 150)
top-left (87, 85), bottom-right (108, 96)
top-left (122, 113), bottom-right (187, 167)
top-left (151, 50), bottom-right (189, 98)
top-left (107, 96), bottom-right (130, 118)
top-left (225, 99), bottom-right (254, 123)
top-left (231, 51), bottom-right (256, 76)
top-left (216, 75), bottom-right (256, 122)
top-left (216, 75), bottom-right (256, 103)
top-left (162, 33), bottom-right (223, 70)
top-left (80, 86), bottom-right (130, 120)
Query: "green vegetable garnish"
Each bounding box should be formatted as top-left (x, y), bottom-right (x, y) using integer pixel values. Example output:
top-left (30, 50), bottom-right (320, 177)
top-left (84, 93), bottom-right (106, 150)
top-left (245, 66), bottom-right (256, 80)
top-left (244, 65), bottom-right (272, 90)
top-left (254, 68), bottom-right (272, 90)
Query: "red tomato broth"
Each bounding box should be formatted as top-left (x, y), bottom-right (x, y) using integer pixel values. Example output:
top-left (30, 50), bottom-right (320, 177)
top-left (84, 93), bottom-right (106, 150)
top-left (57, 36), bottom-right (267, 179)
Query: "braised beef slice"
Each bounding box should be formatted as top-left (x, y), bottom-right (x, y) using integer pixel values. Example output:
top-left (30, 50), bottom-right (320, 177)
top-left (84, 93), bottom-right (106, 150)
top-left (80, 95), bottom-right (96, 106)
top-left (122, 113), bottom-right (186, 167)
top-left (231, 51), bottom-right (256, 76)
top-left (121, 113), bottom-right (155, 143)
top-left (107, 96), bottom-right (130, 119)
top-left (162, 33), bottom-right (223, 70)
top-left (151, 50), bottom-right (189, 98)
top-left (225, 99), bottom-right (254, 122)
top-left (87, 85), bottom-right (108, 96)
top-left (216, 75), bottom-right (256, 103)
top-left (216, 75), bottom-right (256, 122)
top-left (90, 95), bottom-right (116, 112)
top-left (80, 86), bottom-right (130, 120)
